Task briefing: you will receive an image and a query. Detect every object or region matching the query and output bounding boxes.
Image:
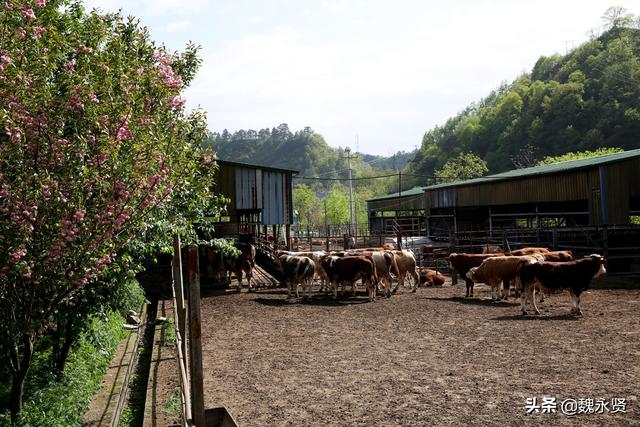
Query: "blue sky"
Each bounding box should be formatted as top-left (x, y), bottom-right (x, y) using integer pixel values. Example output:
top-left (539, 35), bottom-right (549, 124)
top-left (85, 0), bottom-right (639, 155)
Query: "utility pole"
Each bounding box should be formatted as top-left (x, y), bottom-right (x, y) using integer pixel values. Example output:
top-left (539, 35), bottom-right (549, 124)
top-left (397, 170), bottom-right (402, 249)
top-left (344, 147), bottom-right (356, 237)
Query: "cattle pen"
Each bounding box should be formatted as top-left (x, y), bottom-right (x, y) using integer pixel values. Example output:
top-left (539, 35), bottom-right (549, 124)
top-left (147, 235), bottom-right (640, 426)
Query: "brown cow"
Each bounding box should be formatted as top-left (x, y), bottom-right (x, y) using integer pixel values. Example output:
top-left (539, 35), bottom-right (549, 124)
top-left (508, 247), bottom-right (550, 256)
top-left (389, 250), bottom-right (420, 293)
top-left (466, 255), bottom-right (543, 300)
top-left (419, 268), bottom-right (445, 287)
top-left (339, 250), bottom-right (397, 297)
top-left (321, 255), bottom-right (378, 301)
top-left (519, 254), bottom-right (606, 315)
top-left (277, 250), bottom-right (329, 292)
top-left (448, 253), bottom-right (503, 297)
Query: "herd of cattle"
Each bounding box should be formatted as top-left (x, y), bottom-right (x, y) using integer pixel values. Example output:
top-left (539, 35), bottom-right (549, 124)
top-left (205, 241), bottom-right (607, 316)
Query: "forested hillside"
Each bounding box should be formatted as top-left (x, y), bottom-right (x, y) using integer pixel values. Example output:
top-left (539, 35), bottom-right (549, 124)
top-left (407, 19), bottom-right (640, 180)
top-left (205, 124), bottom-right (414, 194)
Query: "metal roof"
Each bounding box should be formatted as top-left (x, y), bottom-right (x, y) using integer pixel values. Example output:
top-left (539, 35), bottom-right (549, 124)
top-left (215, 158), bottom-right (299, 175)
top-left (424, 148), bottom-right (640, 191)
top-left (367, 186), bottom-right (427, 202)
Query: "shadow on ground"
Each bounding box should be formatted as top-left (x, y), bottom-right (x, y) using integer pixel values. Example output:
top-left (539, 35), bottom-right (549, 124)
top-left (423, 296), bottom-right (518, 307)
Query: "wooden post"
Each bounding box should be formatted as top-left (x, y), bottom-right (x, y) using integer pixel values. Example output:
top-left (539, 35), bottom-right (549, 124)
top-left (285, 224), bottom-right (291, 250)
top-left (186, 246), bottom-right (205, 427)
top-left (325, 224), bottom-right (330, 252)
top-left (172, 235), bottom-right (188, 369)
top-left (449, 229), bottom-right (457, 286)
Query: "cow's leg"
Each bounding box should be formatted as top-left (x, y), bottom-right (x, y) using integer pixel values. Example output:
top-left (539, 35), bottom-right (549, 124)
top-left (246, 267), bottom-right (253, 290)
top-left (287, 281), bottom-right (292, 299)
top-left (530, 285), bottom-right (541, 315)
top-left (332, 281), bottom-right (338, 300)
top-left (410, 269), bottom-right (419, 292)
top-left (501, 280), bottom-right (509, 299)
top-left (464, 278), bottom-right (473, 297)
top-left (520, 285), bottom-right (531, 315)
top-left (569, 290), bottom-right (583, 315)
top-left (295, 281), bottom-right (300, 299)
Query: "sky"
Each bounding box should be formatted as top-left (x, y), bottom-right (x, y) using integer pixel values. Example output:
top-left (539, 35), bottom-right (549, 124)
top-left (84, 0), bottom-right (640, 156)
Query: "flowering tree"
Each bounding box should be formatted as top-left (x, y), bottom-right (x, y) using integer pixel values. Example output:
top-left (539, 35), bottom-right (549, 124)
top-left (0, 0), bottom-right (220, 417)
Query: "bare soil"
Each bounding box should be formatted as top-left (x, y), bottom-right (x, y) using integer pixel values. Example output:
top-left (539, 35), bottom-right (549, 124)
top-left (199, 273), bottom-right (640, 426)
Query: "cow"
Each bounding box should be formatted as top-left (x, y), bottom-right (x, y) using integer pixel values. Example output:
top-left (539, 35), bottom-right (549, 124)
top-left (229, 242), bottom-right (256, 290)
top-left (321, 255), bottom-right (378, 301)
top-left (466, 255), bottom-right (543, 300)
top-left (448, 253), bottom-right (503, 297)
top-left (508, 247), bottom-right (550, 256)
top-left (276, 254), bottom-right (316, 299)
top-left (276, 250), bottom-right (329, 292)
top-left (389, 250), bottom-right (420, 293)
top-left (339, 250), bottom-right (398, 297)
top-left (419, 268), bottom-right (446, 287)
top-left (503, 251), bottom-right (574, 298)
top-left (519, 254), bottom-right (606, 316)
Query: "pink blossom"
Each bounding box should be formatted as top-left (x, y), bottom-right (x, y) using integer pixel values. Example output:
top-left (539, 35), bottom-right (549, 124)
top-left (168, 95), bottom-right (186, 109)
top-left (58, 138), bottom-right (70, 145)
top-left (162, 186), bottom-right (173, 198)
top-left (17, 27), bottom-right (26, 38)
top-left (35, 0), bottom-right (45, 8)
top-left (1, 54), bottom-right (12, 64)
top-left (32, 26), bottom-right (45, 39)
top-left (65, 59), bottom-right (75, 73)
top-left (116, 123), bottom-right (132, 140)
top-left (4, 2), bottom-right (13, 10)
top-left (19, 6), bottom-right (36, 20)
top-left (9, 248), bottom-right (26, 263)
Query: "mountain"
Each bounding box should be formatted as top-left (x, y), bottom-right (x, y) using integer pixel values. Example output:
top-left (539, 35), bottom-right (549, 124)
top-left (407, 23), bottom-right (640, 181)
top-left (205, 124), bottom-right (415, 194)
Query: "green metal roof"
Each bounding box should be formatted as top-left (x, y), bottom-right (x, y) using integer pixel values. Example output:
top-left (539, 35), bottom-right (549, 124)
top-left (367, 186), bottom-right (427, 202)
top-left (215, 158), bottom-right (299, 174)
top-left (424, 148), bottom-right (640, 191)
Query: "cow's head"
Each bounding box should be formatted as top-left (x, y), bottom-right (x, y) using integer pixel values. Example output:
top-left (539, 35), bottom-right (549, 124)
top-left (466, 266), bottom-right (479, 282)
top-left (448, 253), bottom-right (458, 269)
top-left (589, 254), bottom-right (606, 278)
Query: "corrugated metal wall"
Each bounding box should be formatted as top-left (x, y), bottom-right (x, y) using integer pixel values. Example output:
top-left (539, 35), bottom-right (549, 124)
top-left (424, 158), bottom-right (640, 226)
top-left (214, 162), bottom-right (293, 225)
top-left (367, 194), bottom-right (426, 212)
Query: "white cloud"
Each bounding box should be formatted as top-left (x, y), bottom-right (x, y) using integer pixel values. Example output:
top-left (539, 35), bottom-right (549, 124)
top-left (165, 20), bottom-right (191, 33)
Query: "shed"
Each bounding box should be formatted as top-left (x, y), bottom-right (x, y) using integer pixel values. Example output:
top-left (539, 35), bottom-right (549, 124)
top-left (212, 159), bottom-right (298, 239)
top-left (367, 186), bottom-right (427, 235)
top-left (423, 149), bottom-right (640, 236)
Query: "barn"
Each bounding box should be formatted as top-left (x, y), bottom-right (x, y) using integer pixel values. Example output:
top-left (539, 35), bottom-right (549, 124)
top-left (366, 186), bottom-right (427, 236)
top-left (423, 148), bottom-right (640, 236)
top-left (212, 159), bottom-right (297, 245)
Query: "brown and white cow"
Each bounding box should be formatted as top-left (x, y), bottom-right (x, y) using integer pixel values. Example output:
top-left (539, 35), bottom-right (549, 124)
top-left (389, 250), bottom-right (420, 293)
top-left (419, 268), bottom-right (446, 287)
top-left (340, 250), bottom-right (398, 297)
top-left (321, 255), bottom-right (378, 301)
top-left (276, 254), bottom-right (316, 299)
top-left (277, 250), bottom-right (329, 292)
top-left (448, 253), bottom-right (503, 297)
top-left (466, 255), bottom-right (543, 300)
top-left (519, 254), bottom-right (606, 315)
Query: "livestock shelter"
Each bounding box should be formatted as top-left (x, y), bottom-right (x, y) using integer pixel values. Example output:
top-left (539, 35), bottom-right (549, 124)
top-left (212, 159), bottom-right (297, 244)
top-left (423, 149), bottom-right (640, 236)
top-left (367, 186), bottom-right (427, 236)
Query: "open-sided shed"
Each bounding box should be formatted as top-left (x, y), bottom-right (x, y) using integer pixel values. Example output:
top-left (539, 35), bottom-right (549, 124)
top-left (423, 149), bottom-right (640, 236)
top-left (367, 186), bottom-right (427, 235)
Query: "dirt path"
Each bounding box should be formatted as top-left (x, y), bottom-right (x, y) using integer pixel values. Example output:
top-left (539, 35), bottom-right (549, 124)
top-left (199, 279), bottom-right (640, 426)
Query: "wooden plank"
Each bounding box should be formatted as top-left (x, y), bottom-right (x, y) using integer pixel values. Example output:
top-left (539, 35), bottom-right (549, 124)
top-left (186, 246), bottom-right (206, 427)
top-left (172, 235), bottom-right (188, 386)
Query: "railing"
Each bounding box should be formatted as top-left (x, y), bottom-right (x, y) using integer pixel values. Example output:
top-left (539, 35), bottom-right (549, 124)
top-left (171, 236), bottom-right (205, 426)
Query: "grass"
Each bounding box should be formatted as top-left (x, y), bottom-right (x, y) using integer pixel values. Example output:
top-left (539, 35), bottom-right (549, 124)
top-left (0, 312), bottom-right (127, 426)
top-left (162, 387), bottom-right (182, 417)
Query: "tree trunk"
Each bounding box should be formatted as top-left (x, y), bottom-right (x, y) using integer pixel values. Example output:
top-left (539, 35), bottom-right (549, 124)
top-left (54, 332), bottom-right (74, 378)
top-left (10, 334), bottom-right (34, 421)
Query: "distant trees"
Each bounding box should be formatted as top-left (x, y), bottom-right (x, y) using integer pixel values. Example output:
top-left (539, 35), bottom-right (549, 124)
top-left (407, 10), bottom-right (640, 177)
top-left (435, 153), bottom-right (488, 183)
top-left (293, 184), bottom-right (321, 227)
top-left (536, 147), bottom-right (624, 165)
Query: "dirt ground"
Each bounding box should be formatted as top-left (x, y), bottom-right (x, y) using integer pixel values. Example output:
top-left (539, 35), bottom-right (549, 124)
top-left (198, 273), bottom-right (640, 426)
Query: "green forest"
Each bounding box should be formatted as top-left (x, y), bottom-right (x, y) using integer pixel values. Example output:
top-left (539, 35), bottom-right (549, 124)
top-left (406, 15), bottom-right (640, 182)
top-left (207, 9), bottom-right (640, 226)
